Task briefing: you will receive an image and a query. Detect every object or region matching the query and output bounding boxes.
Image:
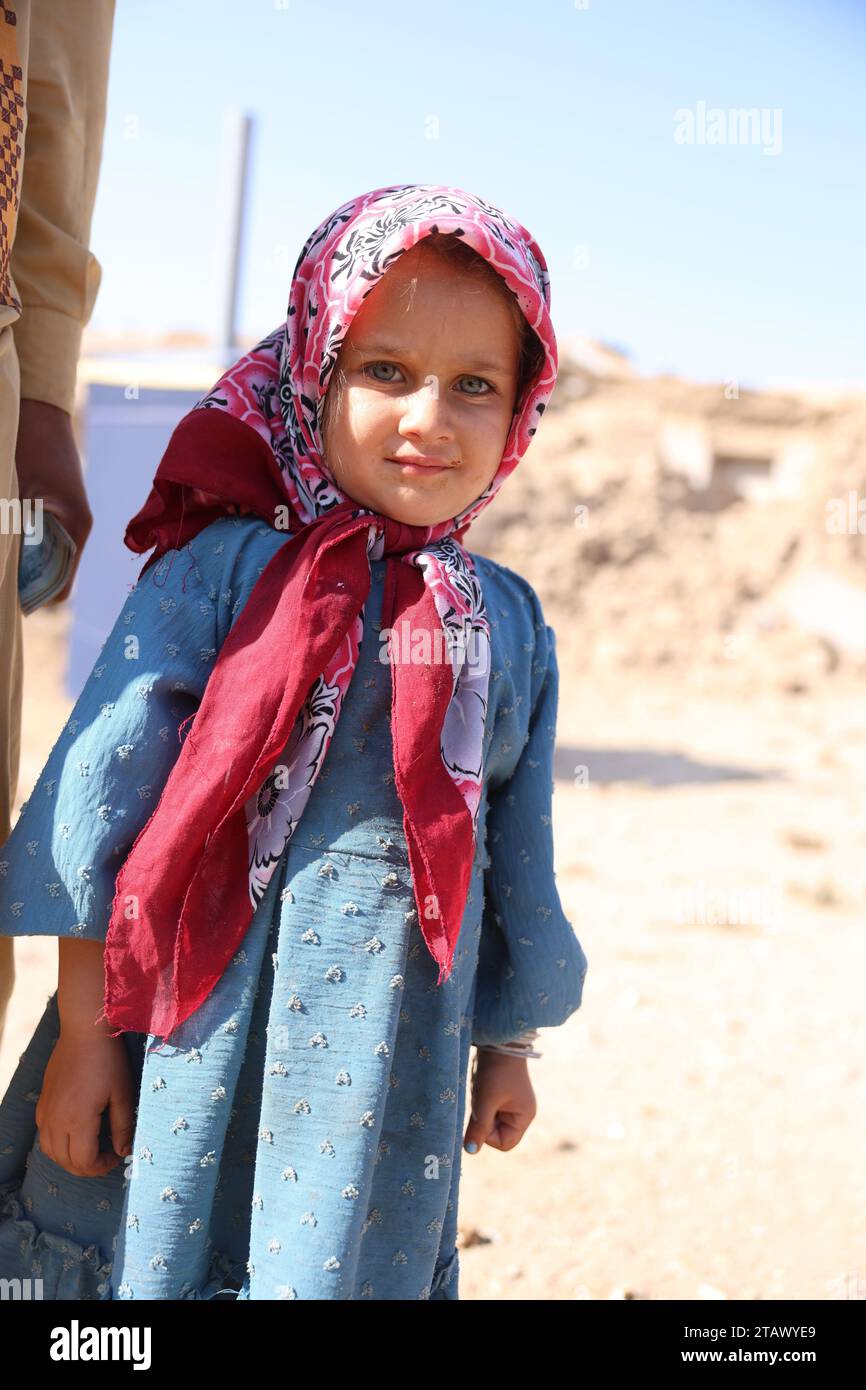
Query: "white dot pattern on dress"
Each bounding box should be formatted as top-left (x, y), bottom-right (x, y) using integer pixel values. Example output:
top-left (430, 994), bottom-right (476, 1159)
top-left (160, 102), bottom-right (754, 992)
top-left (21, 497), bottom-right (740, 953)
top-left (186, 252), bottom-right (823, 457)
top-left (0, 518), bottom-right (586, 1301)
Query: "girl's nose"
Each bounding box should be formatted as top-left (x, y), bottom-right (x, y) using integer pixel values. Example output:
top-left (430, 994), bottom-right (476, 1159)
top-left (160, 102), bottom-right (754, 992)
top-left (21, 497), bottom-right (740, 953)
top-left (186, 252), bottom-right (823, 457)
top-left (398, 378), bottom-right (454, 436)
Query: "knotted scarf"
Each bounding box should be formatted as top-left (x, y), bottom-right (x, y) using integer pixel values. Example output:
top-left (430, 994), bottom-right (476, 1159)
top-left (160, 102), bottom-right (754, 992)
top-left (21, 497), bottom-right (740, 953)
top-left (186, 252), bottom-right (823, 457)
top-left (100, 183), bottom-right (558, 1042)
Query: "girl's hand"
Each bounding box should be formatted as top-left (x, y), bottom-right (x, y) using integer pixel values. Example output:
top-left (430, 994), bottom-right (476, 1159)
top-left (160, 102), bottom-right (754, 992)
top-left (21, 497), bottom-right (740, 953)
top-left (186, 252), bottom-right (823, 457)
top-left (464, 1050), bottom-right (537, 1154)
top-left (35, 1030), bottom-right (135, 1178)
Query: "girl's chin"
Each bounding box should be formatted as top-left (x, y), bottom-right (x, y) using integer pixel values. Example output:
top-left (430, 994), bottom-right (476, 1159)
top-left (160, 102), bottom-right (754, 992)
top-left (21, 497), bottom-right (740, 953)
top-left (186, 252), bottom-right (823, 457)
top-left (385, 483), bottom-right (484, 527)
top-left (332, 476), bottom-right (481, 527)
top-left (332, 486), bottom-right (454, 527)
top-left (384, 502), bottom-right (454, 528)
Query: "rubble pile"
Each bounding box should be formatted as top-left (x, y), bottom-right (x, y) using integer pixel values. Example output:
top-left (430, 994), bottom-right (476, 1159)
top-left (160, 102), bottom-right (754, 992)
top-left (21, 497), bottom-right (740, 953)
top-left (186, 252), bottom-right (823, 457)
top-left (468, 350), bottom-right (866, 695)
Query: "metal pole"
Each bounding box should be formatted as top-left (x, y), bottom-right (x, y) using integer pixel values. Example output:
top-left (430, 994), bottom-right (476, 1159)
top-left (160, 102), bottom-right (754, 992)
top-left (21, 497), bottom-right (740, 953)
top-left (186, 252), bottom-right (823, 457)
top-left (215, 107), bottom-right (253, 365)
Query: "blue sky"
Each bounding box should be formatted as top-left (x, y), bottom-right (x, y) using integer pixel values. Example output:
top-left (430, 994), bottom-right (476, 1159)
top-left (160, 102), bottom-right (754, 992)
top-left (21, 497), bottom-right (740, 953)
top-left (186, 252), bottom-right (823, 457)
top-left (89, 0), bottom-right (865, 389)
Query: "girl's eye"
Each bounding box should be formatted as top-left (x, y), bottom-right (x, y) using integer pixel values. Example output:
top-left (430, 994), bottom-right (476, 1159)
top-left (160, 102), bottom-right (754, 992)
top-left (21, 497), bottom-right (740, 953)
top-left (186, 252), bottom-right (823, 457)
top-left (363, 363), bottom-right (493, 396)
top-left (458, 375), bottom-right (493, 396)
top-left (364, 362), bottom-right (403, 383)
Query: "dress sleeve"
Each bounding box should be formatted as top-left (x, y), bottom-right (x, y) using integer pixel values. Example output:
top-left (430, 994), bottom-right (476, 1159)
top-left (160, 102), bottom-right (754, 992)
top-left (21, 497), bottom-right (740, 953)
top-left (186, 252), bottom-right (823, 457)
top-left (0, 540), bottom-right (225, 942)
top-left (471, 615), bottom-right (588, 1048)
top-left (10, 0), bottom-right (116, 412)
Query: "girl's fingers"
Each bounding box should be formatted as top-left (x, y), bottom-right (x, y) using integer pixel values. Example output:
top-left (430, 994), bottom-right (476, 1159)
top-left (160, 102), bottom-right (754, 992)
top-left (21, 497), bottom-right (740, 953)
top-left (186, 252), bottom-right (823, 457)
top-left (109, 1081), bottom-right (135, 1160)
top-left (40, 1126), bottom-right (74, 1176)
top-left (476, 1110), bottom-right (531, 1153)
top-left (67, 1125), bottom-right (95, 1175)
top-left (109, 1106), bottom-right (134, 1161)
top-left (60, 1132), bottom-right (74, 1173)
top-left (464, 1099), bottom-right (497, 1154)
top-left (495, 1114), bottom-right (529, 1151)
top-left (69, 1121), bottom-right (119, 1177)
top-left (35, 1125), bottom-right (53, 1165)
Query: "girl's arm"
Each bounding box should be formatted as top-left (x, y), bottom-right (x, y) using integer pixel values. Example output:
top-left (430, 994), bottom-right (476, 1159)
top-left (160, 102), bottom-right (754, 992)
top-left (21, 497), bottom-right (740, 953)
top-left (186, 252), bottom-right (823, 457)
top-left (57, 937), bottom-right (113, 1035)
top-left (471, 610), bottom-right (587, 1049)
top-left (0, 522), bottom-right (282, 1173)
top-left (0, 518), bottom-right (282, 951)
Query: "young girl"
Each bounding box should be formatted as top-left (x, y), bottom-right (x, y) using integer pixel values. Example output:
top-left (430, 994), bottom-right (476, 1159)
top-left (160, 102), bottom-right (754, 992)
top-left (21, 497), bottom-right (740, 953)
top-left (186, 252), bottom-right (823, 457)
top-left (0, 183), bottom-right (587, 1300)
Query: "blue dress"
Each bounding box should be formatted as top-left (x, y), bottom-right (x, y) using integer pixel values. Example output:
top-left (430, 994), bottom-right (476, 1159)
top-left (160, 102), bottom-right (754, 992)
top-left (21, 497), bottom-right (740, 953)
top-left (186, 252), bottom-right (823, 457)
top-left (0, 515), bottom-right (587, 1300)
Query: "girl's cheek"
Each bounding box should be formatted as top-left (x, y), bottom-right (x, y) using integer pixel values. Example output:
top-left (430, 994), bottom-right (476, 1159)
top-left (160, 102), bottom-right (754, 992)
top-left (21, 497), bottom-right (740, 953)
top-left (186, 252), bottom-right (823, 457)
top-left (346, 392), bottom-right (390, 439)
top-left (469, 408), bottom-right (511, 458)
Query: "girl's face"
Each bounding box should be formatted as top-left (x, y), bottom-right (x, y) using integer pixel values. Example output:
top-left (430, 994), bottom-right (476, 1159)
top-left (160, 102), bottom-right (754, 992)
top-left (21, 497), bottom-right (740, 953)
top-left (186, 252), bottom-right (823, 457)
top-left (322, 243), bottom-right (521, 527)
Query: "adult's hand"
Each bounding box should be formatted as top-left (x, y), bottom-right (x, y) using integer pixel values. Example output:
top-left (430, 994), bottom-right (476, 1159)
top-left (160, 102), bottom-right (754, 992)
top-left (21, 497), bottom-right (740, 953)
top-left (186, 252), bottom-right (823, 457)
top-left (15, 398), bottom-right (94, 605)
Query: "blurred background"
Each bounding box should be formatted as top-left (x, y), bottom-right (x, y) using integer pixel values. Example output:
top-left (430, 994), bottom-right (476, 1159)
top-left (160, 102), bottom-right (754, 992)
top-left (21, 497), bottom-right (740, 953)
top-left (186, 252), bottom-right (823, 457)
top-left (4, 0), bottom-right (866, 1299)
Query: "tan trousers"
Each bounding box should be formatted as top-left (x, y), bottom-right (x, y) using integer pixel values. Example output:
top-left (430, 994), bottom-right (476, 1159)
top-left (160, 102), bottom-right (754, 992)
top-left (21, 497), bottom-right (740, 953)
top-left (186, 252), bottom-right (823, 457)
top-left (0, 1), bottom-right (115, 1048)
top-left (0, 322), bottom-right (23, 1048)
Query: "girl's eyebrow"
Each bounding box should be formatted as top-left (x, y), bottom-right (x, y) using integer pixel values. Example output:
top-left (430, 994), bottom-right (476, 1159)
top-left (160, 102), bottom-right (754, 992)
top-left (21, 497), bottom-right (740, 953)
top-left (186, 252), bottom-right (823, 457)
top-left (350, 340), bottom-right (513, 375)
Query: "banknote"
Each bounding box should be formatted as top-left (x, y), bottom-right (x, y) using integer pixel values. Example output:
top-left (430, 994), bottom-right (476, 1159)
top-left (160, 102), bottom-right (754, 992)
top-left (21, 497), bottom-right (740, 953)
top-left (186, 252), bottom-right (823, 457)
top-left (18, 510), bottom-right (77, 616)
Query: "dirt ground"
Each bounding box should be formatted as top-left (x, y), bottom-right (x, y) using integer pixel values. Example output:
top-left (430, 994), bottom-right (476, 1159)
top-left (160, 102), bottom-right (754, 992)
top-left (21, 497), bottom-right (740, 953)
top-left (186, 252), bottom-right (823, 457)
top-left (3, 599), bottom-right (864, 1301)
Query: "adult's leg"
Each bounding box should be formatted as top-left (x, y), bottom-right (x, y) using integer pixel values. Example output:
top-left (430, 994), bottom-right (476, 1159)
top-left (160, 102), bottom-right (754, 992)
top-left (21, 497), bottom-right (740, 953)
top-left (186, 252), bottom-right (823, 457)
top-left (0, 322), bottom-right (23, 1047)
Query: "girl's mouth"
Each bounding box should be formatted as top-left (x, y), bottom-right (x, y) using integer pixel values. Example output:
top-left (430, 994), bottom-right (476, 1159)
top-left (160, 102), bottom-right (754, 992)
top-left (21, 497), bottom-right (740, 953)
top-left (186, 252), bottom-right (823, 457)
top-left (386, 457), bottom-right (453, 477)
